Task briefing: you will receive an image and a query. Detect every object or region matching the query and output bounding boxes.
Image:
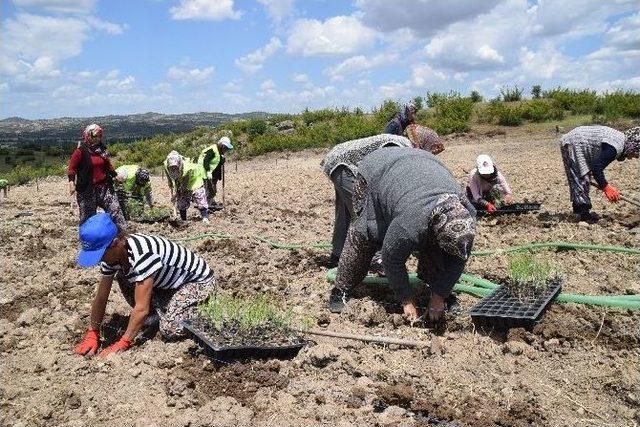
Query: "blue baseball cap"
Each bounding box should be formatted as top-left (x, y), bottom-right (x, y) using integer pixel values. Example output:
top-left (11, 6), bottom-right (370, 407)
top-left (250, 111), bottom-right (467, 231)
top-left (77, 212), bottom-right (118, 267)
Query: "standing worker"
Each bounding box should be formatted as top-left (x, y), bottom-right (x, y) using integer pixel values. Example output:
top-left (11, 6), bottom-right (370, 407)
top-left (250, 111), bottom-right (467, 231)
top-left (198, 136), bottom-right (234, 211)
top-left (114, 164), bottom-right (153, 220)
top-left (385, 101), bottom-right (417, 135)
top-left (0, 179), bottom-right (8, 200)
top-left (466, 154), bottom-right (515, 213)
top-left (560, 126), bottom-right (640, 221)
top-left (67, 124), bottom-right (127, 231)
top-left (73, 212), bottom-right (215, 357)
top-left (164, 150), bottom-right (210, 223)
top-left (328, 148), bottom-right (476, 321)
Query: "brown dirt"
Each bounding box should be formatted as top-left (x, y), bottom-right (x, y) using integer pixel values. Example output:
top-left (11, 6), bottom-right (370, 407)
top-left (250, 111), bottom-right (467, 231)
top-left (1, 126), bottom-right (639, 426)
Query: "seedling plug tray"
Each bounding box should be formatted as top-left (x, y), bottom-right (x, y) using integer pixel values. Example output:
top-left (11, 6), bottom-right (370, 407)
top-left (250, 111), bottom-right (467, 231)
top-left (183, 320), bottom-right (305, 361)
top-left (469, 280), bottom-right (561, 329)
top-left (477, 202), bottom-right (541, 217)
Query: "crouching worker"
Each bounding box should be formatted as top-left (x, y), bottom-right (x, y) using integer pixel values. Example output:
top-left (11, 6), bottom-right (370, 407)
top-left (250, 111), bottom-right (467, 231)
top-left (466, 154), bottom-right (514, 213)
top-left (328, 148), bottom-right (476, 321)
top-left (164, 150), bottom-right (210, 223)
top-left (74, 212), bottom-right (215, 357)
top-left (560, 126), bottom-right (639, 221)
top-left (198, 136), bottom-right (234, 211)
top-left (115, 164), bottom-right (153, 219)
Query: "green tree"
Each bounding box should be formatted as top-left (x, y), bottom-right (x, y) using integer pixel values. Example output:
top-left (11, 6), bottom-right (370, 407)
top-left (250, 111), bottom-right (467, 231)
top-left (531, 85), bottom-right (542, 99)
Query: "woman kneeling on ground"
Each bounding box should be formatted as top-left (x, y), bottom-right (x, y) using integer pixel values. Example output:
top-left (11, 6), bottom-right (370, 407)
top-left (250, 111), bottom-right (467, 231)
top-left (560, 125), bottom-right (640, 221)
top-left (74, 212), bottom-right (215, 357)
top-left (466, 154), bottom-right (515, 214)
top-left (328, 148), bottom-right (476, 321)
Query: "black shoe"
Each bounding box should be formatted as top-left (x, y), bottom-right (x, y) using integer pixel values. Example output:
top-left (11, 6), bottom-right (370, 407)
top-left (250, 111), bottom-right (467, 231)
top-left (208, 202), bottom-right (224, 212)
top-left (445, 294), bottom-right (462, 315)
top-left (328, 287), bottom-right (349, 313)
top-left (579, 212), bottom-right (599, 223)
top-left (318, 254), bottom-right (339, 269)
top-left (369, 258), bottom-right (385, 277)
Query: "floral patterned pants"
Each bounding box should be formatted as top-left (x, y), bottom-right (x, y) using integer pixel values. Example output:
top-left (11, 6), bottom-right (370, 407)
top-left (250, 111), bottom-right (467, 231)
top-left (117, 276), bottom-right (216, 339)
top-left (77, 184), bottom-right (127, 232)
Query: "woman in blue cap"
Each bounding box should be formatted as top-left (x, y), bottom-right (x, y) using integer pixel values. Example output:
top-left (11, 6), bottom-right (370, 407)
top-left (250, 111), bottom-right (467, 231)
top-left (74, 212), bottom-right (215, 357)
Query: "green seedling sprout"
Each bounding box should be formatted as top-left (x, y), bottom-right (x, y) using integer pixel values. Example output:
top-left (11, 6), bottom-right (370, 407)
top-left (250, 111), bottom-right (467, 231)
top-left (506, 252), bottom-right (558, 300)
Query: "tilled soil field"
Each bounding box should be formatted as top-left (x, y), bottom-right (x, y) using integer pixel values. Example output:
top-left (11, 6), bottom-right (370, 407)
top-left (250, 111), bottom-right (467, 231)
top-left (1, 127), bottom-right (639, 426)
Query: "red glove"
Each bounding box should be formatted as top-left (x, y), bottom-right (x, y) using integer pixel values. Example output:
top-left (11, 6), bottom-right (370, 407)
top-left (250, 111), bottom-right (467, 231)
top-left (485, 203), bottom-right (497, 213)
top-left (98, 336), bottom-right (132, 358)
top-left (75, 329), bottom-right (100, 356)
top-left (602, 184), bottom-right (620, 202)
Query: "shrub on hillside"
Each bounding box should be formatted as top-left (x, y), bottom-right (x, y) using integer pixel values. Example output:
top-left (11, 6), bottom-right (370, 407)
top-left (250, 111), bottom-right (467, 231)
top-left (246, 119), bottom-right (268, 139)
top-left (423, 92), bottom-right (474, 134)
top-left (500, 85), bottom-right (524, 102)
top-left (4, 162), bottom-right (65, 185)
top-left (595, 90), bottom-right (640, 121)
top-left (531, 85), bottom-right (542, 99)
top-left (470, 90), bottom-right (483, 103)
top-left (521, 99), bottom-right (565, 122)
top-left (543, 88), bottom-right (598, 114)
top-left (373, 100), bottom-right (400, 125)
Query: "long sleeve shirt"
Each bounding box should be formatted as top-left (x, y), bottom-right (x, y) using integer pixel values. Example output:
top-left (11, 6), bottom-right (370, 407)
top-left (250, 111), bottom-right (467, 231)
top-left (560, 126), bottom-right (625, 178)
top-left (467, 169), bottom-right (512, 205)
top-left (335, 148), bottom-right (475, 300)
top-left (321, 134), bottom-right (412, 177)
top-left (67, 147), bottom-right (115, 187)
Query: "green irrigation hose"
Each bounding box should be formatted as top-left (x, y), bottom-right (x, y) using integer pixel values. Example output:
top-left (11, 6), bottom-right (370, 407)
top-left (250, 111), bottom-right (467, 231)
top-left (325, 269), bottom-right (640, 310)
top-left (176, 232), bottom-right (234, 242)
top-left (177, 231), bottom-right (640, 256)
top-left (176, 231), bottom-right (640, 309)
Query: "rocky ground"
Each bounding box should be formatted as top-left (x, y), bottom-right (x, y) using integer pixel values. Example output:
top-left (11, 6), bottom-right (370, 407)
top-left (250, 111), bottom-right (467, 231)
top-left (1, 126), bottom-right (639, 426)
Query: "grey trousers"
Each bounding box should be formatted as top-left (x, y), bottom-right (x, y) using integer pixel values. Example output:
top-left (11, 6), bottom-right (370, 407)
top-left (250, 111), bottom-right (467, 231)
top-left (330, 166), bottom-right (356, 259)
top-left (561, 145), bottom-right (592, 214)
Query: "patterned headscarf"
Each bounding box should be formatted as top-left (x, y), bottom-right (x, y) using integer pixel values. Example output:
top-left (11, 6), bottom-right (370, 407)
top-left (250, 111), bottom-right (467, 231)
top-left (405, 124), bottom-right (443, 154)
top-left (430, 194), bottom-right (476, 260)
top-left (83, 124), bottom-right (103, 144)
top-left (622, 126), bottom-right (640, 158)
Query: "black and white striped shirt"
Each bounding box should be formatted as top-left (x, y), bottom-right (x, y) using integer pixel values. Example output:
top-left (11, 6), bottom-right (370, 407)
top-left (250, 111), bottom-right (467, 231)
top-left (100, 234), bottom-right (213, 289)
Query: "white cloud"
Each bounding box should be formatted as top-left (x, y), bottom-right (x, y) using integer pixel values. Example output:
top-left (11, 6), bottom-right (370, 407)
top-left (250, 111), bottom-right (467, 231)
top-left (257, 0), bottom-right (294, 23)
top-left (293, 73), bottom-right (309, 83)
top-left (259, 79), bottom-right (276, 91)
top-left (12, 0), bottom-right (96, 14)
top-left (97, 70), bottom-right (135, 91)
top-left (325, 52), bottom-right (398, 81)
top-left (85, 16), bottom-right (127, 35)
top-left (222, 78), bottom-right (243, 91)
top-left (528, 0), bottom-right (635, 38)
top-left (167, 65), bottom-right (215, 85)
top-left (170, 0), bottom-right (241, 21)
top-left (223, 92), bottom-right (250, 105)
top-left (601, 12), bottom-right (640, 53)
top-left (424, 0), bottom-right (529, 71)
top-left (287, 16), bottom-right (376, 56)
top-left (235, 37), bottom-right (282, 73)
top-left (355, 0), bottom-right (501, 37)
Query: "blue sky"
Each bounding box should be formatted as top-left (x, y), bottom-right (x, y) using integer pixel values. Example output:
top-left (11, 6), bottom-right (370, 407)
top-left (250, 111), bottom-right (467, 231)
top-left (1, 0), bottom-right (638, 119)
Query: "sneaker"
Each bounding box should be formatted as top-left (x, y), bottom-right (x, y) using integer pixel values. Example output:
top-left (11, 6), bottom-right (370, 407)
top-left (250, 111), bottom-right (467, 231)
top-left (202, 217), bottom-right (210, 223)
top-left (328, 287), bottom-right (349, 313)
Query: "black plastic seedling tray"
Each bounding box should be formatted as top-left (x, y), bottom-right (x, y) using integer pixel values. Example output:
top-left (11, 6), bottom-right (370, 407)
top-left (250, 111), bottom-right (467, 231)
top-left (183, 321), bottom-right (305, 361)
top-left (469, 281), bottom-right (562, 329)
top-left (136, 214), bottom-right (170, 224)
top-left (477, 203), bottom-right (541, 217)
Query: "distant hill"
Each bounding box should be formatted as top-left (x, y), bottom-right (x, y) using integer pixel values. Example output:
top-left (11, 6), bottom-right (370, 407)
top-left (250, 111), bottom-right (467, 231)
top-left (0, 111), bottom-right (270, 146)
